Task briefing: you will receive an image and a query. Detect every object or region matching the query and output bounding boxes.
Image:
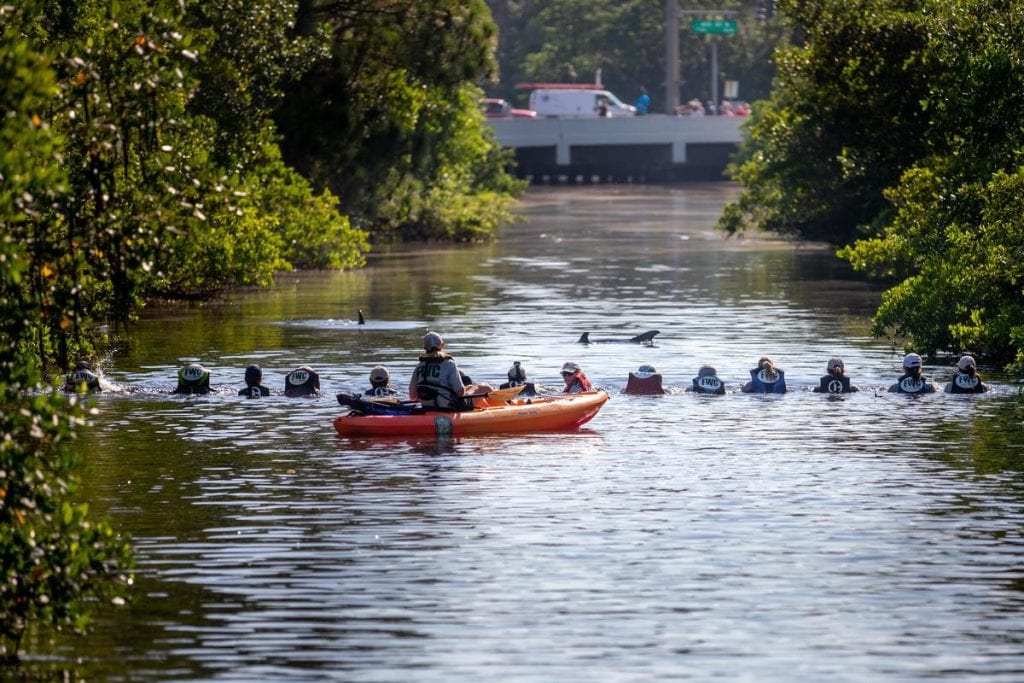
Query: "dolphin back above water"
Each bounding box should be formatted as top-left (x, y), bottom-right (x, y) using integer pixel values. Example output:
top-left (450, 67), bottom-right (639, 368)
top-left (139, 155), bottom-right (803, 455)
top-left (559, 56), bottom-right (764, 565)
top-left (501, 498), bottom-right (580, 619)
top-left (577, 330), bottom-right (659, 345)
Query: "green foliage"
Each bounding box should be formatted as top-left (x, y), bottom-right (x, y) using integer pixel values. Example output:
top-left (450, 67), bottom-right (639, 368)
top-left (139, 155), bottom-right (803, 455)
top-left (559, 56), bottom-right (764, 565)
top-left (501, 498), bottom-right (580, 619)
top-left (0, 374), bottom-right (134, 658)
top-left (276, 0), bottom-right (523, 242)
top-left (0, 2), bottom-right (133, 658)
top-left (726, 0), bottom-right (1024, 367)
top-left (720, 0), bottom-right (933, 243)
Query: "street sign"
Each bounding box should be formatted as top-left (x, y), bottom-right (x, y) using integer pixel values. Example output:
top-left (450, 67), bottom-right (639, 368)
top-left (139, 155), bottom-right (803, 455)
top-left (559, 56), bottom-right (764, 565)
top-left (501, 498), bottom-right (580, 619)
top-left (691, 19), bottom-right (737, 35)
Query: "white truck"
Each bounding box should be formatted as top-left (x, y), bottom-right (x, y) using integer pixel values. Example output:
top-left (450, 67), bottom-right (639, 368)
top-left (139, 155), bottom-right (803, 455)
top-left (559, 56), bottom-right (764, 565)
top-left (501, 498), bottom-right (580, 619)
top-left (527, 87), bottom-right (637, 118)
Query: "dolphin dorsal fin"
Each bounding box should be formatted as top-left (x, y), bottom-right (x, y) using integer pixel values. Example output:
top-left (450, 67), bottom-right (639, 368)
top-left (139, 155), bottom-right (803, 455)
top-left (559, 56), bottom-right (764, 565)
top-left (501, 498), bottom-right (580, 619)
top-left (630, 330), bottom-right (659, 344)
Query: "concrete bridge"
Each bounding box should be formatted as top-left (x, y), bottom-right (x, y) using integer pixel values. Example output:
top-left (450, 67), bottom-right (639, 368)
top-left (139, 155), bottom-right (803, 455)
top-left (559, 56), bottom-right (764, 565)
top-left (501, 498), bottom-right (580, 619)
top-left (486, 115), bottom-right (745, 183)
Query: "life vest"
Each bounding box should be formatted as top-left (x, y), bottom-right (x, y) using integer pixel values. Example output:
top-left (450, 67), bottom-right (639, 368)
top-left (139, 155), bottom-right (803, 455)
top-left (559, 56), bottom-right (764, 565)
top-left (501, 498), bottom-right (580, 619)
top-left (624, 372), bottom-right (665, 395)
top-left (564, 371), bottom-right (593, 394)
top-left (692, 374), bottom-right (725, 395)
top-left (365, 385), bottom-right (399, 397)
top-left (817, 375), bottom-right (852, 394)
top-left (948, 372), bottom-right (986, 394)
top-left (239, 385), bottom-right (269, 398)
top-left (416, 354), bottom-right (466, 410)
top-left (894, 374), bottom-right (936, 394)
top-left (285, 367), bottom-right (320, 397)
top-left (747, 368), bottom-right (786, 393)
top-left (66, 368), bottom-right (101, 393)
top-left (175, 365), bottom-right (211, 394)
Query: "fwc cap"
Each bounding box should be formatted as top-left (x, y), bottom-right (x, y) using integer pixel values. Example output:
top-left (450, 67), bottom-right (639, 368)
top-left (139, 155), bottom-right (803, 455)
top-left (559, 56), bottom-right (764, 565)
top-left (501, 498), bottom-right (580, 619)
top-left (957, 355), bottom-right (977, 370)
top-left (561, 361), bottom-right (581, 374)
top-left (369, 365), bottom-right (390, 383)
top-left (903, 353), bottom-right (923, 369)
top-left (423, 331), bottom-right (444, 351)
top-left (827, 357), bottom-right (845, 372)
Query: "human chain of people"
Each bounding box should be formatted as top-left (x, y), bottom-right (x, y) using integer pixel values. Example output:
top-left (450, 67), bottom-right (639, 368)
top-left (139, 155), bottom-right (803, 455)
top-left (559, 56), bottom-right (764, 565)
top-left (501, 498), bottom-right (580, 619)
top-left (63, 331), bottom-right (992, 404)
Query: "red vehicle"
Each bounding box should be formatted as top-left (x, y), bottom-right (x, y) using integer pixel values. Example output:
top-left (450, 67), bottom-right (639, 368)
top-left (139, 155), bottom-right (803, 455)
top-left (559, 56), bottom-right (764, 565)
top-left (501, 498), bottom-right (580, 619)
top-left (479, 98), bottom-right (537, 119)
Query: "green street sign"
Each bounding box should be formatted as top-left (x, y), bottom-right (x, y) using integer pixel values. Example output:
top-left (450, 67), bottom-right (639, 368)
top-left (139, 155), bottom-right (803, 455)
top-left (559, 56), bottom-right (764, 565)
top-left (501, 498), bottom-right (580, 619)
top-left (691, 19), bottom-right (737, 35)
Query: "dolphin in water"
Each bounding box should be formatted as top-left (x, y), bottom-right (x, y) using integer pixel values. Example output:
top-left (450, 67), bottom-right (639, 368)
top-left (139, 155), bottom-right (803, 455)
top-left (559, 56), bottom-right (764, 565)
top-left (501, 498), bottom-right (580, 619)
top-left (577, 330), bottom-right (659, 345)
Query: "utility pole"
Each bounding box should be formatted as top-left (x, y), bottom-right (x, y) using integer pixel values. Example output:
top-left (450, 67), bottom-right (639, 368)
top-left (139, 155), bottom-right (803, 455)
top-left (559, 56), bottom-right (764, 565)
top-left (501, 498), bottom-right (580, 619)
top-left (664, 0), bottom-right (680, 114)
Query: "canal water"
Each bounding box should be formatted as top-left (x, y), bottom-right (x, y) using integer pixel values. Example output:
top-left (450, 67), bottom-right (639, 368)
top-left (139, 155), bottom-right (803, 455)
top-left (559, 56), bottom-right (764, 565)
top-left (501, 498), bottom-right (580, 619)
top-left (26, 185), bottom-right (1024, 681)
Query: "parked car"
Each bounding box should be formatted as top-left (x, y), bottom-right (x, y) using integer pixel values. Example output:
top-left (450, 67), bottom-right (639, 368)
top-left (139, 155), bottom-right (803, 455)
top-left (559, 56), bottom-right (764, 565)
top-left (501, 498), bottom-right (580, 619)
top-left (479, 98), bottom-right (537, 119)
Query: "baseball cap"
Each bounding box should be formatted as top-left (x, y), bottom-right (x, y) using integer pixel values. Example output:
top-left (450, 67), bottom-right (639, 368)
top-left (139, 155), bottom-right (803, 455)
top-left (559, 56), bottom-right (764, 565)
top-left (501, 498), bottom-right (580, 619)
top-left (957, 355), bottom-right (976, 370)
top-left (423, 331), bottom-right (444, 351)
top-left (369, 365), bottom-right (390, 383)
top-left (561, 361), bottom-right (580, 374)
top-left (903, 353), bottom-right (923, 369)
top-left (827, 357), bottom-right (844, 372)
top-left (634, 364), bottom-right (657, 378)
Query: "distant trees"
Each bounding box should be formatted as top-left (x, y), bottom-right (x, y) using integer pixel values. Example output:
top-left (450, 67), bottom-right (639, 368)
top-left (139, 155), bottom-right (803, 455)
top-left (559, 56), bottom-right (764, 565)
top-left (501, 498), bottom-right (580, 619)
top-left (0, 0), bottom-right (521, 657)
top-left (275, 0), bottom-right (524, 241)
top-left (720, 0), bottom-right (1024, 368)
top-left (485, 0), bottom-right (785, 113)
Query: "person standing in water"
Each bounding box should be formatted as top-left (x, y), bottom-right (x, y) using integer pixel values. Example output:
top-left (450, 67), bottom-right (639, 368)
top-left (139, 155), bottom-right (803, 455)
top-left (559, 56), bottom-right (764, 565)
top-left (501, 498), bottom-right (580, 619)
top-left (813, 357), bottom-right (859, 394)
top-left (888, 353), bottom-right (939, 394)
top-left (944, 355), bottom-right (990, 393)
top-left (239, 364), bottom-right (270, 398)
top-left (741, 356), bottom-right (786, 393)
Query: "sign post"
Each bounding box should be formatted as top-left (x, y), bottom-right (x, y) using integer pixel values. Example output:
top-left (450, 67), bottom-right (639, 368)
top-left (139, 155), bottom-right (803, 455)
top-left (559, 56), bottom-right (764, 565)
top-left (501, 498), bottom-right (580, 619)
top-left (691, 18), bottom-right (737, 113)
top-left (691, 18), bottom-right (737, 35)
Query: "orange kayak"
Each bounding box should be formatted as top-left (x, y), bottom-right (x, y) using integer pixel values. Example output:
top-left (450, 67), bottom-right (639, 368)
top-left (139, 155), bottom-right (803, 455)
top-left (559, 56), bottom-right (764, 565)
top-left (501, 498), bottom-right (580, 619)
top-left (333, 390), bottom-right (610, 438)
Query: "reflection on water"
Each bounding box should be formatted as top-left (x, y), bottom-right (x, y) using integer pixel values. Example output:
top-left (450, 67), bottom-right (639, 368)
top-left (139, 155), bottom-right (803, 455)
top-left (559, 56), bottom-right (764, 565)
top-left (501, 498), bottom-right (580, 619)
top-left (29, 186), bottom-right (1024, 681)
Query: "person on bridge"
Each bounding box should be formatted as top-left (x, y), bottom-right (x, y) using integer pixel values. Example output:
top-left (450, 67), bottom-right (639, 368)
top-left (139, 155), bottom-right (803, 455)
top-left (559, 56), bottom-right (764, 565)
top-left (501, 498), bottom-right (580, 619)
top-left (944, 355), bottom-right (990, 393)
top-left (741, 356), bottom-right (786, 393)
top-left (812, 357), bottom-right (859, 394)
top-left (888, 353), bottom-right (939, 394)
top-left (635, 87), bottom-right (650, 115)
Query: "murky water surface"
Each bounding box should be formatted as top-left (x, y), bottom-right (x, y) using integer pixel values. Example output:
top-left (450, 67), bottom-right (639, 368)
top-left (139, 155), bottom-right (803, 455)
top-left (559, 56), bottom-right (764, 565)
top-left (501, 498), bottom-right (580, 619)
top-left (28, 186), bottom-right (1024, 681)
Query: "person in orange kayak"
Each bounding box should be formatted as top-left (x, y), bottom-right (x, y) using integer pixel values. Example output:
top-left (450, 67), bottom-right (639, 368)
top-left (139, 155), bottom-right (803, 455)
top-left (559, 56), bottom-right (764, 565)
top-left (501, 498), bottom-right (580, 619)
top-left (365, 365), bottom-right (400, 397)
top-left (561, 361), bottom-right (593, 393)
top-left (500, 360), bottom-right (538, 396)
top-left (409, 331), bottom-right (487, 410)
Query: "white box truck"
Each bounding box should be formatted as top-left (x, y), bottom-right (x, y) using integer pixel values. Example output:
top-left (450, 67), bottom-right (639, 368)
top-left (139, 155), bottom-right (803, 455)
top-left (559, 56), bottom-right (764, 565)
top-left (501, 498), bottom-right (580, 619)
top-left (527, 87), bottom-right (637, 118)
